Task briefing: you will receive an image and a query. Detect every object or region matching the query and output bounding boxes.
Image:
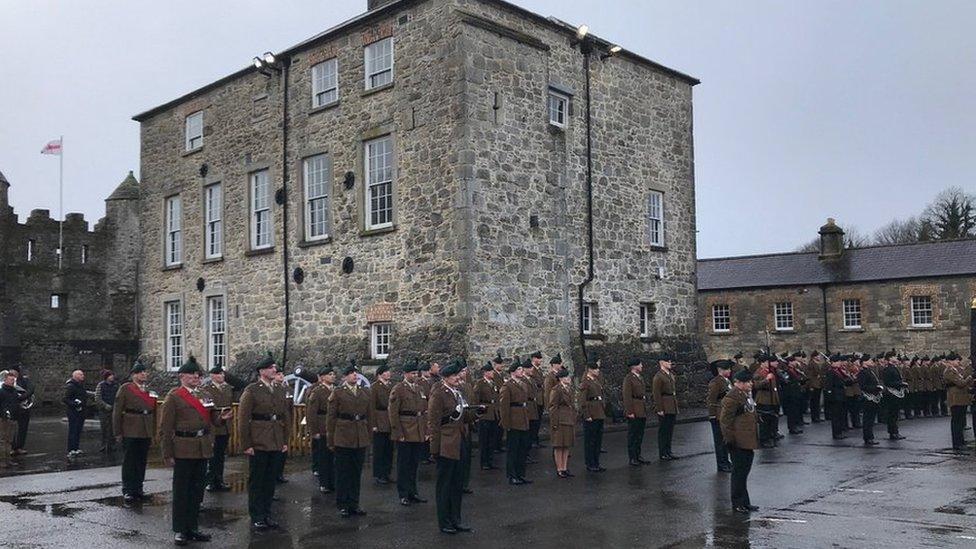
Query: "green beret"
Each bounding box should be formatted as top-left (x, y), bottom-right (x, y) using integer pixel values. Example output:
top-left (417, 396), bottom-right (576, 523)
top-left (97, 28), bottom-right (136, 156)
top-left (481, 362), bottom-right (493, 372)
top-left (441, 360), bottom-right (462, 377)
top-left (131, 361), bottom-right (148, 374)
top-left (530, 351), bottom-right (543, 360)
top-left (733, 369), bottom-right (752, 382)
top-left (376, 364), bottom-right (390, 376)
top-left (178, 356), bottom-right (202, 375)
top-left (256, 351), bottom-right (276, 371)
top-left (626, 356), bottom-right (642, 368)
top-left (550, 353), bottom-right (563, 365)
top-left (208, 366), bottom-right (223, 375)
top-left (492, 353), bottom-right (505, 365)
top-left (555, 368), bottom-right (569, 379)
top-left (317, 366), bottom-right (334, 376)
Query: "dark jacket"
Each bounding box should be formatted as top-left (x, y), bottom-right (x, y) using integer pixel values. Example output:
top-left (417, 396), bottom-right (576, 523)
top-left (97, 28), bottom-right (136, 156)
top-left (0, 384), bottom-right (19, 420)
top-left (857, 368), bottom-right (882, 396)
top-left (95, 380), bottom-right (119, 412)
top-left (63, 379), bottom-right (88, 414)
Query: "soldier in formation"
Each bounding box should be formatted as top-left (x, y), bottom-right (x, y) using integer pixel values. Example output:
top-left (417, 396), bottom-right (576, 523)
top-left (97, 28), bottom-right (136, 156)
top-left (114, 361), bottom-right (157, 503)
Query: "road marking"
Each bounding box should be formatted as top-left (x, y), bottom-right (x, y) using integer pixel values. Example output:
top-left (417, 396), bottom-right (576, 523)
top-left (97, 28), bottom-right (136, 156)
top-left (837, 488), bottom-right (884, 493)
top-left (755, 518), bottom-right (808, 524)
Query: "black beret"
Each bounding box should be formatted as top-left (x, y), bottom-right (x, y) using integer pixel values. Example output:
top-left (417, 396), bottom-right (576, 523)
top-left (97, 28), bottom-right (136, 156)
top-left (733, 369), bottom-right (753, 383)
top-left (657, 352), bottom-right (675, 363)
top-left (318, 366), bottom-right (334, 376)
top-left (256, 352), bottom-right (276, 371)
top-left (947, 351), bottom-right (962, 361)
top-left (626, 356), bottom-right (642, 368)
top-left (712, 359), bottom-right (734, 371)
top-left (376, 364), bottom-right (390, 376)
top-left (131, 361), bottom-right (148, 374)
top-left (178, 356), bottom-right (202, 375)
top-left (481, 362), bottom-right (493, 372)
top-left (508, 357), bottom-right (522, 373)
top-left (733, 352), bottom-right (744, 360)
top-left (555, 368), bottom-right (569, 379)
top-left (419, 362), bottom-right (431, 372)
top-left (342, 365), bottom-right (359, 377)
top-left (208, 367), bottom-right (224, 375)
top-left (829, 353), bottom-right (843, 363)
top-left (550, 353), bottom-right (563, 365)
top-left (492, 353), bottom-right (505, 365)
top-left (587, 360), bottom-right (600, 370)
top-left (530, 351), bottom-right (543, 360)
top-left (441, 360), bottom-right (462, 377)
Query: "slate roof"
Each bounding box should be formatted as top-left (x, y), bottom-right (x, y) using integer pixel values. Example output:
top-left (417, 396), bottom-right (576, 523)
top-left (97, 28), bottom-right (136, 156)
top-left (697, 239), bottom-right (976, 291)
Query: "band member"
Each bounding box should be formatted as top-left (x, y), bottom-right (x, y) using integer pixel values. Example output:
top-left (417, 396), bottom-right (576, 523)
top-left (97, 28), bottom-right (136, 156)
top-left (825, 355), bottom-right (851, 440)
top-left (706, 360), bottom-right (733, 472)
top-left (780, 355), bottom-right (805, 434)
top-left (579, 360), bottom-right (606, 472)
top-left (653, 353), bottom-right (679, 460)
top-left (526, 351), bottom-right (545, 449)
top-left (499, 357), bottom-right (532, 484)
top-left (95, 370), bottom-right (119, 453)
top-left (389, 359), bottom-right (429, 505)
top-left (804, 352), bottom-right (824, 423)
top-left (622, 357), bottom-right (649, 466)
top-left (490, 354), bottom-right (507, 452)
top-left (880, 352), bottom-right (907, 440)
top-left (113, 361), bottom-right (156, 502)
top-left (720, 369), bottom-right (760, 514)
top-left (238, 353), bottom-right (291, 530)
top-left (370, 364), bottom-right (394, 485)
top-left (204, 366), bottom-right (233, 491)
top-left (0, 370), bottom-right (19, 468)
top-left (428, 359), bottom-right (476, 535)
top-left (857, 355), bottom-right (883, 445)
top-left (474, 363), bottom-right (499, 470)
top-left (944, 352), bottom-right (971, 452)
top-left (922, 356), bottom-right (937, 417)
top-left (752, 355), bottom-right (780, 448)
top-left (63, 369), bottom-right (89, 457)
top-left (159, 357), bottom-right (233, 546)
top-left (548, 367), bottom-right (575, 478)
top-left (272, 367), bottom-right (290, 484)
top-left (936, 355), bottom-right (950, 416)
top-left (327, 364), bottom-right (372, 518)
top-left (306, 366), bottom-right (336, 493)
top-left (9, 364), bottom-right (33, 456)
top-left (844, 359), bottom-right (863, 429)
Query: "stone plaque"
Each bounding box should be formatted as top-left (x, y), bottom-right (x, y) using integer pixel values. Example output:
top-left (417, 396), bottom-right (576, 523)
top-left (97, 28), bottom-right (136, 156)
top-left (366, 303), bottom-right (394, 323)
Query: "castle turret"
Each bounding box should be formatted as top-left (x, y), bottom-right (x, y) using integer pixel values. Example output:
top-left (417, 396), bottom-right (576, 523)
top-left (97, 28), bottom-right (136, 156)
top-left (0, 170), bottom-right (10, 216)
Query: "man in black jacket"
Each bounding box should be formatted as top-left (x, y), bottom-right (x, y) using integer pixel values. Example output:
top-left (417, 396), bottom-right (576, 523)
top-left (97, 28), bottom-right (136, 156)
top-left (857, 356), bottom-right (883, 446)
top-left (880, 353), bottom-right (908, 440)
top-left (63, 370), bottom-right (89, 457)
top-left (0, 370), bottom-right (21, 468)
top-left (824, 355), bottom-right (850, 440)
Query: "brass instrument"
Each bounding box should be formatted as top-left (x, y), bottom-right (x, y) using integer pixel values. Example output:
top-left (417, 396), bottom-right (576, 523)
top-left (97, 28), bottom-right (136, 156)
top-left (14, 382), bottom-right (34, 410)
top-left (863, 387), bottom-right (884, 404)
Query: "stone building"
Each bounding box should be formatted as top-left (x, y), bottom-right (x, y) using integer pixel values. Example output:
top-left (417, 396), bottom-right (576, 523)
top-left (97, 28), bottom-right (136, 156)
top-left (698, 219), bottom-right (976, 360)
top-left (132, 0), bottom-right (703, 404)
top-left (0, 170), bottom-right (140, 407)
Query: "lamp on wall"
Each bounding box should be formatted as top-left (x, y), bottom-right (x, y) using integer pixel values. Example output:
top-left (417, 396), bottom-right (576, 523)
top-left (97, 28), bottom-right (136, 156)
top-left (601, 44), bottom-right (622, 61)
top-left (253, 51), bottom-right (281, 77)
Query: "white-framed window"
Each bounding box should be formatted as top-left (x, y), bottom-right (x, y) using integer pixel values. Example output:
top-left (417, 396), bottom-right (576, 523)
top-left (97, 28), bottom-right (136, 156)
top-left (911, 296), bottom-right (933, 327)
top-left (581, 302), bottom-right (595, 335)
top-left (370, 322), bottom-right (391, 359)
top-left (843, 298), bottom-right (862, 329)
top-left (26, 239), bottom-right (34, 262)
top-left (250, 170), bottom-right (273, 250)
top-left (304, 154), bottom-right (331, 240)
top-left (311, 58), bottom-right (339, 107)
top-left (365, 136), bottom-right (394, 229)
top-left (548, 91), bottom-right (568, 127)
top-left (185, 111), bottom-right (203, 151)
top-left (165, 195), bottom-right (182, 266)
top-left (206, 295), bottom-right (226, 370)
top-left (712, 304), bottom-right (731, 332)
top-left (165, 300), bottom-right (183, 372)
top-left (364, 37), bottom-right (394, 90)
top-left (204, 183), bottom-right (222, 259)
top-left (648, 190), bottom-right (665, 247)
top-left (639, 303), bottom-right (655, 338)
top-left (50, 294), bottom-right (61, 309)
top-left (774, 302), bottom-right (794, 331)
top-left (80, 244), bottom-right (88, 264)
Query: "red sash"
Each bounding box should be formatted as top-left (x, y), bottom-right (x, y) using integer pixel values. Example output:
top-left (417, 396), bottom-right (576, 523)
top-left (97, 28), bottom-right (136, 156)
top-left (127, 383), bottom-right (157, 409)
top-left (175, 387), bottom-right (211, 424)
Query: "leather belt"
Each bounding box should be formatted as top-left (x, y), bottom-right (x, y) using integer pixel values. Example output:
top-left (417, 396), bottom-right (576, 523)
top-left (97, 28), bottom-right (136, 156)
top-left (398, 411), bottom-right (425, 417)
top-left (510, 402), bottom-right (527, 408)
top-left (252, 414), bottom-right (279, 421)
top-left (175, 429), bottom-right (208, 438)
top-left (338, 413), bottom-right (367, 421)
top-left (632, 395), bottom-right (645, 400)
top-left (587, 397), bottom-right (603, 401)
top-left (125, 409), bottom-right (152, 415)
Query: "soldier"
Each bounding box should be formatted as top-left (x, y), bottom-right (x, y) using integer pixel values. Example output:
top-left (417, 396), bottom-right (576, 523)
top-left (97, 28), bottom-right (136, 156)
top-left (238, 353), bottom-right (291, 530)
top-left (94, 370), bottom-right (119, 453)
top-left (921, 356), bottom-right (936, 417)
top-left (752, 355), bottom-right (780, 448)
top-left (578, 360), bottom-right (606, 472)
top-left (474, 362), bottom-right (499, 470)
top-left (526, 351), bottom-right (546, 449)
top-left (543, 354), bottom-right (563, 413)
top-left (804, 351), bottom-right (824, 423)
top-left (8, 364), bottom-right (33, 456)
top-left (547, 367), bottom-right (575, 478)
top-left (272, 368), bottom-right (291, 484)
top-left (845, 359), bottom-right (863, 429)
top-left (652, 353), bottom-right (679, 460)
top-left (706, 360), bottom-right (733, 472)
top-left (204, 366), bottom-right (234, 492)
top-left (880, 352), bottom-right (908, 440)
top-left (419, 362), bottom-right (435, 464)
top-left (113, 361), bottom-right (157, 502)
top-left (63, 369), bottom-right (89, 457)
top-left (306, 366), bottom-right (336, 493)
top-left (936, 355), bottom-right (950, 416)
top-left (370, 364), bottom-right (394, 485)
top-left (499, 357), bottom-right (532, 484)
top-left (944, 352), bottom-right (971, 453)
top-left (622, 356), bottom-right (649, 466)
top-left (857, 355), bottom-right (883, 446)
top-left (0, 370), bottom-right (19, 469)
top-left (720, 369), bottom-right (760, 514)
top-left (781, 355), bottom-right (805, 435)
top-left (459, 365), bottom-right (477, 494)
top-left (490, 354), bottom-right (507, 452)
top-left (824, 354), bottom-right (851, 440)
top-left (389, 359), bottom-right (429, 505)
top-left (732, 352), bottom-right (746, 374)
top-left (159, 357), bottom-right (233, 546)
top-left (327, 364), bottom-right (372, 518)
top-left (428, 359), bottom-right (476, 535)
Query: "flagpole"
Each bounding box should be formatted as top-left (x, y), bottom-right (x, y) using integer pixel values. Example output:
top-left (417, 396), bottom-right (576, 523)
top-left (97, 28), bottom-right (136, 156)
top-left (58, 135), bottom-right (63, 271)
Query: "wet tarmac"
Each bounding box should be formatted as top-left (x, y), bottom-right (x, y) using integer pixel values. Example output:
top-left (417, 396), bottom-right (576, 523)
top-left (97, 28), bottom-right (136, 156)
top-left (1, 414), bottom-right (975, 548)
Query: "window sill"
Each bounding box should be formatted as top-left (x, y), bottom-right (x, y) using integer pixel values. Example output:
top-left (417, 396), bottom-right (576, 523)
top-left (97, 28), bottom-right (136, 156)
top-left (203, 256), bottom-right (224, 265)
top-left (360, 358), bottom-right (388, 368)
top-left (839, 327), bottom-right (864, 333)
top-left (245, 247), bottom-right (275, 257)
top-left (298, 237), bottom-right (333, 248)
top-left (162, 263), bottom-right (183, 272)
top-left (908, 326), bottom-right (935, 331)
top-left (711, 331), bottom-right (733, 336)
top-left (774, 329), bottom-right (796, 334)
top-left (548, 122), bottom-right (567, 132)
top-left (648, 245), bottom-right (668, 253)
top-left (582, 333), bottom-right (606, 341)
top-left (182, 146), bottom-right (204, 158)
top-left (309, 101), bottom-right (340, 116)
top-left (362, 82), bottom-right (394, 97)
top-left (360, 225), bottom-right (396, 238)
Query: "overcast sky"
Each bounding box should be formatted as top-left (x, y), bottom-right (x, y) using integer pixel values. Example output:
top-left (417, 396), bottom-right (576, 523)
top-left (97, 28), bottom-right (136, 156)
top-left (1, 0), bottom-right (974, 258)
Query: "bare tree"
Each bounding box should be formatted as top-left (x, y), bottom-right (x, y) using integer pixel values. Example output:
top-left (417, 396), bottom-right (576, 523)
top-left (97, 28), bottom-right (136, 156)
top-left (873, 217), bottom-right (923, 245)
top-left (922, 187), bottom-right (976, 240)
top-left (794, 223), bottom-right (869, 252)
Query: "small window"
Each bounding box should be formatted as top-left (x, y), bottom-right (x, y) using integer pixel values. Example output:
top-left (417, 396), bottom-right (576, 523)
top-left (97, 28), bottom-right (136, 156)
top-left (27, 239), bottom-right (34, 262)
top-left (165, 300), bottom-right (183, 371)
top-left (207, 295), bottom-right (226, 370)
top-left (311, 58), bottom-right (339, 107)
top-left (548, 91), bottom-right (568, 127)
top-left (50, 294), bottom-right (61, 309)
top-left (911, 296), bottom-right (933, 327)
top-left (639, 303), bottom-right (656, 338)
top-left (370, 322), bottom-right (391, 359)
top-left (648, 191), bottom-right (665, 247)
top-left (80, 244), bottom-right (89, 264)
top-left (250, 170), bottom-right (273, 250)
top-left (364, 136), bottom-right (394, 230)
top-left (204, 183), bottom-right (222, 259)
top-left (774, 302), bottom-right (794, 331)
top-left (185, 111), bottom-right (203, 151)
top-left (581, 302), bottom-right (595, 335)
top-left (712, 304), bottom-right (730, 332)
top-left (364, 37), bottom-right (394, 90)
top-left (165, 195), bottom-right (182, 266)
top-left (843, 299), bottom-right (862, 329)
top-left (304, 154), bottom-right (331, 241)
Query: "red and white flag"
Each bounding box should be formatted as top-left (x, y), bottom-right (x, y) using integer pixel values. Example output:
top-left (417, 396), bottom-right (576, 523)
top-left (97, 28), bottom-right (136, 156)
top-left (41, 139), bottom-right (62, 155)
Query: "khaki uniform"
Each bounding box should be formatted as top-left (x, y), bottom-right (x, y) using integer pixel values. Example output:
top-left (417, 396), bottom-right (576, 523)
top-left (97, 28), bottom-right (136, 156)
top-left (578, 374), bottom-right (606, 469)
top-left (370, 381), bottom-right (392, 434)
top-left (720, 387), bottom-right (758, 450)
top-left (542, 370), bottom-right (559, 408)
top-left (651, 370), bottom-right (679, 415)
top-left (237, 380), bottom-right (291, 452)
top-left (499, 378), bottom-right (530, 431)
top-left (752, 372), bottom-right (780, 406)
top-left (945, 365), bottom-right (972, 408)
top-left (427, 383), bottom-right (472, 461)
top-left (326, 384), bottom-right (372, 449)
top-left (203, 382), bottom-right (233, 436)
top-left (706, 375), bottom-right (732, 418)
top-left (622, 372), bottom-right (648, 418)
top-left (112, 382), bottom-right (157, 439)
top-left (159, 387), bottom-right (217, 461)
top-left (474, 377), bottom-right (499, 421)
top-left (547, 384), bottom-right (576, 448)
top-left (388, 380), bottom-right (427, 441)
top-left (578, 376), bottom-right (606, 420)
top-left (306, 383), bottom-right (333, 437)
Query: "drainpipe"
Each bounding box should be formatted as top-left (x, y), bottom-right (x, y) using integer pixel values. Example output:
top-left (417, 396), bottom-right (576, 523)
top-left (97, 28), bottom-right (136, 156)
top-left (280, 58), bottom-right (292, 367)
top-left (577, 40), bottom-right (595, 363)
top-left (820, 284), bottom-right (830, 353)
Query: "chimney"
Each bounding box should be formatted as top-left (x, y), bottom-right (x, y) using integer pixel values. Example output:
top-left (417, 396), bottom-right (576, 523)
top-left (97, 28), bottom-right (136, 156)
top-left (818, 218), bottom-right (845, 260)
top-left (367, 0), bottom-right (397, 10)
